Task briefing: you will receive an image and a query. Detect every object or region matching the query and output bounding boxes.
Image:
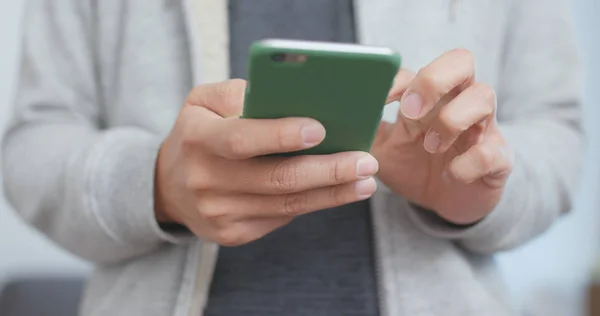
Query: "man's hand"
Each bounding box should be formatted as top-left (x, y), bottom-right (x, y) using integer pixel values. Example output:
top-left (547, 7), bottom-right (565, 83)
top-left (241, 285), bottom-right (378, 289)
top-left (372, 49), bottom-right (515, 225)
top-left (155, 80), bottom-right (379, 246)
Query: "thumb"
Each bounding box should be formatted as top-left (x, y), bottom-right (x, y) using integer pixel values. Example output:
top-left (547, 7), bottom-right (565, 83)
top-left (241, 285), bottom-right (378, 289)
top-left (186, 79), bottom-right (247, 118)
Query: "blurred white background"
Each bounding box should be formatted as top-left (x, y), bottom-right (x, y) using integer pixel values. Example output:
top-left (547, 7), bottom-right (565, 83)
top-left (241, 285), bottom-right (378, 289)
top-left (0, 1), bottom-right (598, 315)
top-left (495, 0), bottom-right (600, 314)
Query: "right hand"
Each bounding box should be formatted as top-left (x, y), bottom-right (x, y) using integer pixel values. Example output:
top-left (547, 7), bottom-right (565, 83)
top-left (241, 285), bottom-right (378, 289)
top-left (155, 79), bottom-right (379, 246)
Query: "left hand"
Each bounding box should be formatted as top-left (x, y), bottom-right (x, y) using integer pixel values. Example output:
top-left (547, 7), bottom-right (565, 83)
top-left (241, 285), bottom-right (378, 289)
top-left (372, 49), bottom-right (515, 225)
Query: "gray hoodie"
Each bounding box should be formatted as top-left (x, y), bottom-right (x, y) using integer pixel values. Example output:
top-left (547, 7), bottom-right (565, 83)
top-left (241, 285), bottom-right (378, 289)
top-left (2, 0), bottom-right (583, 315)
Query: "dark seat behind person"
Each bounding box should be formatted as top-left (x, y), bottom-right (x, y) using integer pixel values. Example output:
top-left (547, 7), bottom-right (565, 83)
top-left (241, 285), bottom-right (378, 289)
top-left (0, 277), bottom-right (84, 316)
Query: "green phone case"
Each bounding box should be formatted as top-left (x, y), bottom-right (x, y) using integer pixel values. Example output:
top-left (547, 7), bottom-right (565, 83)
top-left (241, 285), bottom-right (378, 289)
top-left (242, 40), bottom-right (401, 155)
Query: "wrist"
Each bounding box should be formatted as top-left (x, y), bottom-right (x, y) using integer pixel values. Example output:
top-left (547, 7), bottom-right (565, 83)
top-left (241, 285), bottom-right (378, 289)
top-left (154, 143), bottom-right (179, 224)
top-left (154, 205), bottom-right (175, 223)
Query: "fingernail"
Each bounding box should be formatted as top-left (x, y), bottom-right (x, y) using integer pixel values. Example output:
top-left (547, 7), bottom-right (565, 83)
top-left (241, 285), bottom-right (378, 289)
top-left (356, 155), bottom-right (379, 179)
top-left (400, 93), bottom-right (423, 119)
top-left (355, 178), bottom-right (377, 199)
top-left (301, 124), bottom-right (326, 146)
top-left (424, 130), bottom-right (441, 153)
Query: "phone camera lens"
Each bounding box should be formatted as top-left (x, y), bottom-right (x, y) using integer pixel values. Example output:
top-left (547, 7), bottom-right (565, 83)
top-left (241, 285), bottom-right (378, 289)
top-left (270, 53), bottom-right (286, 63)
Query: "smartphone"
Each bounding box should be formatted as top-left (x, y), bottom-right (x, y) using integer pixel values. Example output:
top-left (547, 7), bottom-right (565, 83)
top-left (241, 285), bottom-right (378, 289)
top-left (242, 39), bottom-right (401, 155)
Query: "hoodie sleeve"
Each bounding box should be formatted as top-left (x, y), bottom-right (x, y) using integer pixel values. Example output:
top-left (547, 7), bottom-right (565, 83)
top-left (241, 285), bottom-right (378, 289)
top-left (2, 0), bottom-right (191, 265)
top-left (406, 0), bottom-right (584, 255)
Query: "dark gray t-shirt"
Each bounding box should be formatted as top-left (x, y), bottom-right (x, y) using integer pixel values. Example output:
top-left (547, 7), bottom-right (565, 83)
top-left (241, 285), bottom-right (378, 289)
top-left (204, 1), bottom-right (380, 315)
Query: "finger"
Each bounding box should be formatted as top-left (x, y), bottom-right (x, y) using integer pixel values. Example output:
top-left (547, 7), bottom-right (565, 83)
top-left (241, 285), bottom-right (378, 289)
top-left (386, 70), bottom-right (416, 104)
top-left (383, 70), bottom-right (424, 139)
top-left (447, 139), bottom-right (514, 188)
top-left (423, 83), bottom-right (497, 154)
top-left (210, 151), bottom-right (379, 194)
top-left (199, 117), bottom-right (326, 159)
top-left (214, 217), bottom-right (292, 247)
top-left (273, 177), bottom-right (377, 217)
top-left (186, 79), bottom-right (247, 117)
top-left (207, 178), bottom-right (377, 220)
top-left (400, 49), bottom-right (475, 120)
top-left (393, 86), bottom-right (462, 139)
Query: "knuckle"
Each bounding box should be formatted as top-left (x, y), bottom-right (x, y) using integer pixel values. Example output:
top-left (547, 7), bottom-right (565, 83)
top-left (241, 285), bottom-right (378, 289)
top-left (196, 199), bottom-right (229, 223)
top-left (438, 109), bottom-right (466, 136)
top-left (270, 161), bottom-right (301, 192)
top-left (416, 67), bottom-right (441, 91)
top-left (282, 193), bottom-right (310, 217)
top-left (328, 160), bottom-right (344, 183)
top-left (215, 227), bottom-right (247, 247)
top-left (180, 119), bottom-right (200, 148)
